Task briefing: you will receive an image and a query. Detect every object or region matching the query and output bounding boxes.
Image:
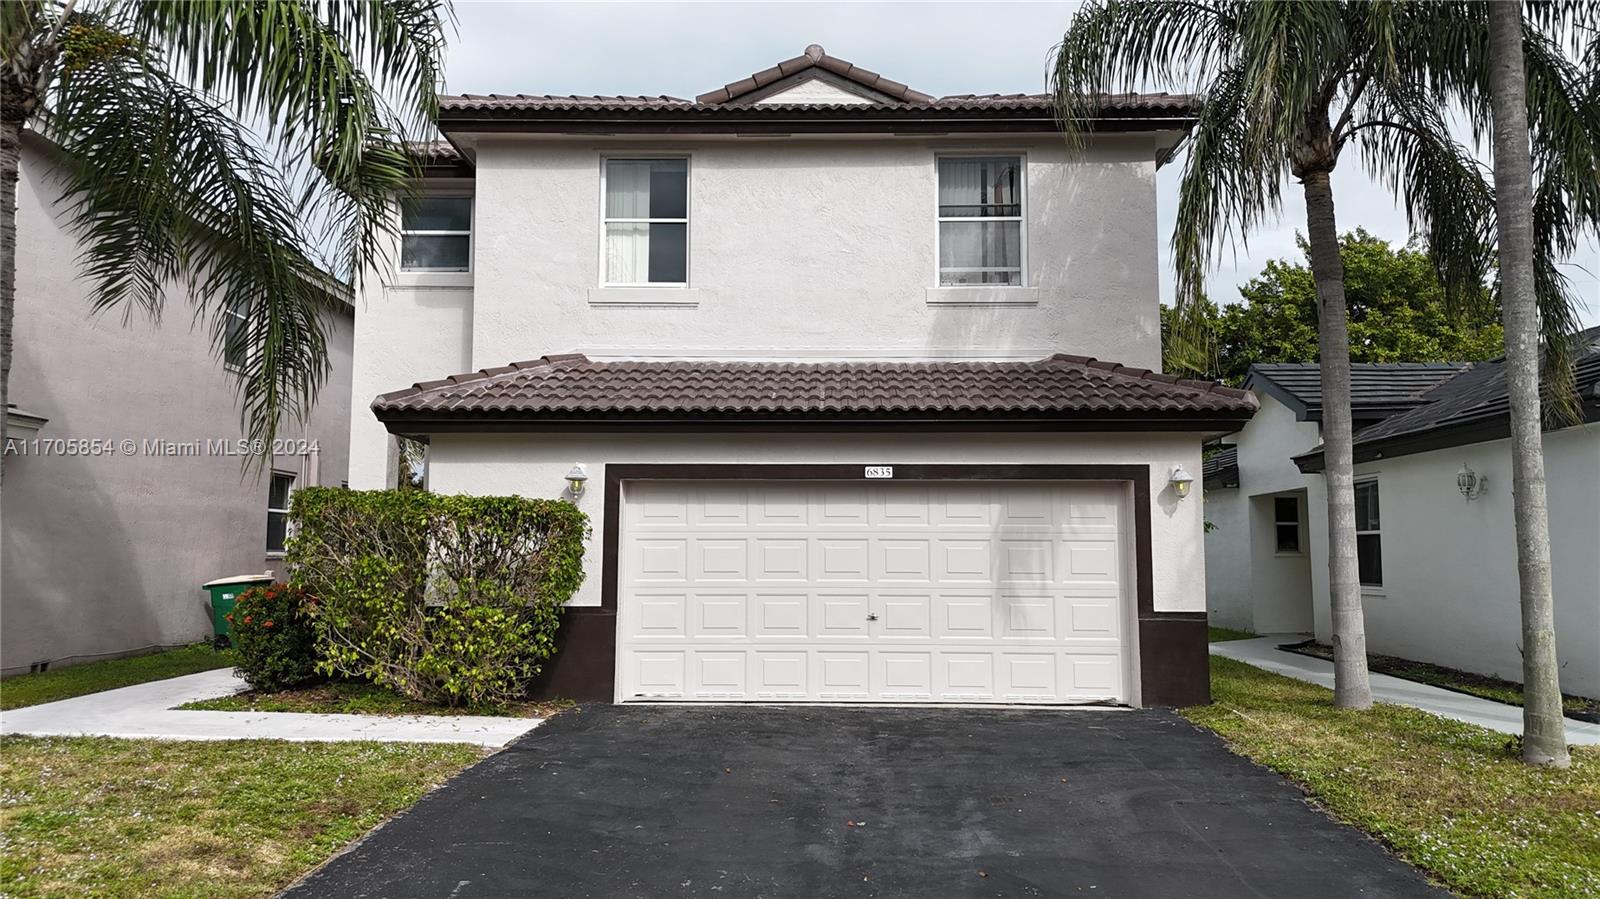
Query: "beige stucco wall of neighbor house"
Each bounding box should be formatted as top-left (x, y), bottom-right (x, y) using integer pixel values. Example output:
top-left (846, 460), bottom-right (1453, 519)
top-left (1202, 391), bottom-right (1322, 632)
top-left (348, 133), bottom-right (1171, 488)
top-left (1308, 427), bottom-right (1600, 699)
top-left (423, 432), bottom-right (1210, 615)
top-left (1, 136), bottom-right (353, 674)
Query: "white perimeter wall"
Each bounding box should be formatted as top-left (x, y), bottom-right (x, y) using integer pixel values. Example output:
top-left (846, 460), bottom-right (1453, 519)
top-left (1310, 427), bottom-right (1600, 698)
top-left (425, 432), bottom-right (1208, 614)
top-left (1202, 487), bottom-right (1249, 628)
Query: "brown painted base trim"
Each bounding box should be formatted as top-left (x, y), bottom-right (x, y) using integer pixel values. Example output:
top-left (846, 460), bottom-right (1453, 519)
top-left (528, 608), bottom-right (616, 702)
top-left (1137, 615), bottom-right (1211, 707)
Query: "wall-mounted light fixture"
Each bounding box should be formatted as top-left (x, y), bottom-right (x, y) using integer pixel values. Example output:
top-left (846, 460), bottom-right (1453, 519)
top-left (1169, 464), bottom-right (1195, 499)
top-left (565, 463), bottom-right (589, 497)
top-left (1457, 463), bottom-right (1487, 501)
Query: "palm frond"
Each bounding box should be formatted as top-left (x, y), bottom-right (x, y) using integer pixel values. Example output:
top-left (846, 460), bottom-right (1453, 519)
top-left (45, 26), bottom-right (330, 464)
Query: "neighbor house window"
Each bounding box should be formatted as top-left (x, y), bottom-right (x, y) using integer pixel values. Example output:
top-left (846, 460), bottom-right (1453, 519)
top-left (1274, 495), bottom-right (1302, 553)
top-left (1355, 480), bottom-right (1382, 587)
top-left (937, 155), bottom-right (1023, 286)
top-left (222, 296), bottom-right (248, 370)
top-left (267, 472), bottom-right (295, 554)
top-left (603, 158), bottom-right (688, 285)
top-left (400, 196), bottom-right (472, 272)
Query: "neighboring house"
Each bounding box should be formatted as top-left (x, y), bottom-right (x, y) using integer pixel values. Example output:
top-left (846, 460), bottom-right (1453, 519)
top-left (1, 131), bottom-right (354, 676)
top-left (1205, 339), bottom-right (1600, 697)
top-left (351, 45), bottom-right (1257, 707)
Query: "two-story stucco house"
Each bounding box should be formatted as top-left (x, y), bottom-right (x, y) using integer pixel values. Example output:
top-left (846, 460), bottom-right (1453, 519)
top-left (2, 131), bottom-right (354, 676)
top-left (350, 46), bottom-right (1257, 707)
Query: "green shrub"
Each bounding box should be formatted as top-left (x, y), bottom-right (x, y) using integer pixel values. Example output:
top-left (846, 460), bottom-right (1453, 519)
top-left (229, 584), bottom-right (322, 691)
top-left (286, 488), bottom-right (587, 707)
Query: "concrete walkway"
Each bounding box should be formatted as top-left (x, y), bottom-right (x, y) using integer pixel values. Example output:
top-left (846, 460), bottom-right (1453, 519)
top-left (1212, 637), bottom-right (1600, 746)
top-left (0, 669), bottom-right (541, 747)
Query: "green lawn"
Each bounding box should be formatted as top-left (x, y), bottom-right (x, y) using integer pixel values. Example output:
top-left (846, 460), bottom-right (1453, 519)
top-left (180, 681), bottom-right (571, 719)
top-left (1184, 657), bottom-right (1600, 899)
top-left (0, 644), bottom-right (235, 710)
top-left (0, 736), bottom-right (481, 898)
top-left (1207, 625), bottom-right (1257, 643)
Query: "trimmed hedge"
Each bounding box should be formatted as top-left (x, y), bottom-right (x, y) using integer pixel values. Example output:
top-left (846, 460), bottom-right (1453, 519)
top-left (286, 488), bottom-right (587, 707)
top-left (229, 583), bottom-right (322, 691)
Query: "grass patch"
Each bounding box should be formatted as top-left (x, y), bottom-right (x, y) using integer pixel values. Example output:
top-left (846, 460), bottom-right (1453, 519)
top-left (1183, 656), bottom-right (1600, 899)
top-left (1, 645), bottom-right (235, 710)
top-left (1207, 626), bottom-right (1257, 643)
top-left (0, 735), bottom-right (480, 898)
top-left (179, 680), bottom-right (571, 719)
top-left (1284, 641), bottom-right (1600, 721)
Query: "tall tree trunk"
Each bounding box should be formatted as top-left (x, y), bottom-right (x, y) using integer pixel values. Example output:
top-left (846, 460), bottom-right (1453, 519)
top-left (1301, 170), bottom-right (1373, 710)
top-left (1, 109), bottom-right (21, 493)
top-left (1487, 0), bottom-right (1569, 767)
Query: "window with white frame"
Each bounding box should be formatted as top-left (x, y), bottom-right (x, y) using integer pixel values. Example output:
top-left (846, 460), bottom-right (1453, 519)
top-left (400, 196), bottom-right (472, 272)
top-left (1274, 495), bottom-right (1302, 553)
top-left (222, 296), bottom-right (248, 370)
top-left (267, 472), bottom-right (295, 554)
top-left (1355, 480), bottom-right (1383, 586)
top-left (603, 158), bottom-right (688, 285)
top-left (937, 155), bottom-right (1023, 286)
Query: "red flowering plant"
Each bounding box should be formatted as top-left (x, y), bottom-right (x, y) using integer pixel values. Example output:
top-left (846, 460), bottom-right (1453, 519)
top-left (230, 583), bottom-right (322, 691)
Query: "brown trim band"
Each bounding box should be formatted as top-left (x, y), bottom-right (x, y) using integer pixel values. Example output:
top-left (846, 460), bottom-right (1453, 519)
top-left (543, 463), bottom-right (1210, 708)
top-left (378, 416), bottom-right (1252, 435)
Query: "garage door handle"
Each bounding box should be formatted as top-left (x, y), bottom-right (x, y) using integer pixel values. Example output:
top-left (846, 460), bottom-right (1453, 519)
top-left (866, 612), bottom-right (879, 621)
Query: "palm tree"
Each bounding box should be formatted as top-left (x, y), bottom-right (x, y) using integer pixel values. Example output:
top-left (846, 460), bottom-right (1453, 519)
top-left (1485, 1), bottom-right (1584, 768)
top-left (0, 0), bottom-right (451, 486)
top-left (1052, 1), bottom-right (1597, 711)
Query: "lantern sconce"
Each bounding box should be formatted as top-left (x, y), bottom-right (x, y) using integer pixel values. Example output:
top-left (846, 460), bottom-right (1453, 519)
top-left (565, 463), bottom-right (589, 497)
top-left (1169, 464), bottom-right (1195, 499)
top-left (1457, 463), bottom-right (1487, 501)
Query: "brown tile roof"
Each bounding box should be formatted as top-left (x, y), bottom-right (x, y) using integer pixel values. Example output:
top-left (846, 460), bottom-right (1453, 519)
top-left (438, 90), bottom-right (1196, 115)
top-left (695, 44), bottom-right (935, 105)
top-left (372, 355), bottom-right (1257, 428)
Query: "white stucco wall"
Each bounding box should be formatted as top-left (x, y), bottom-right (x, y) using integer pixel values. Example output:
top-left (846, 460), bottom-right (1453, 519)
top-left (1306, 428), bottom-right (1600, 698)
top-left (424, 432), bottom-right (1209, 614)
top-left (347, 133), bottom-right (1171, 485)
top-left (1202, 391), bottom-right (1322, 632)
top-left (1202, 486), bottom-right (1250, 628)
top-left (3, 137), bottom-right (354, 672)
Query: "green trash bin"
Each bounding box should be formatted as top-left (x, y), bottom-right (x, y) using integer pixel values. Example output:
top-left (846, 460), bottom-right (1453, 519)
top-left (202, 574), bottom-right (274, 648)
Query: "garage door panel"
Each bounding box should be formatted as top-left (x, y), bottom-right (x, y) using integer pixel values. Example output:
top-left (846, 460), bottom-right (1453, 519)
top-left (813, 539), bottom-right (870, 581)
top-left (620, 481), bottom-right (1130, 705)
top-left (753, 539), bottom-right (808, 581)
top-left (815, 592), bottom-right (871, 637)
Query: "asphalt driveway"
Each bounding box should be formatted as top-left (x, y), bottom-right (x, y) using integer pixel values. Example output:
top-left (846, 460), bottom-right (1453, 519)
top-left (282, 705), bottom-right (1448, 898)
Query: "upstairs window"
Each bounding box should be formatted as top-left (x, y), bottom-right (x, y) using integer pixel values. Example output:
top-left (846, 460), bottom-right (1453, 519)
top-left (937, 156), bottom-right (1023, 286)
top-left (222, 297), bottom-right (249, 370)
top-left (1274, 495), bottom-right (1302, 553)
top-left (400, 196), bottom-right (472, 272)
top-left (604, 158), bottom-right (688, 285)
top-left (267, 472), bottom-right (295, 554)
top-left (1355, 480), bottom-right (1383, 587)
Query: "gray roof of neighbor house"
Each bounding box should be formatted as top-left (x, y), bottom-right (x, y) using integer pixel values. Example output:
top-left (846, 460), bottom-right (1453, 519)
top-left (1294, 327), bottom-right (1600, 471)
top-left (1202, 445), bottom-right (1239, 488)
top-left (433, 44), bottom-right (1198, 137)
top-left (1243, 363), bottom-right (1473, 421)
top-left (372, 354), bottom-right (1257, 431)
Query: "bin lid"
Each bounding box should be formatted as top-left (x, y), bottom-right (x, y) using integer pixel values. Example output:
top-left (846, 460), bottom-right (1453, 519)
top-left (202, 573), bottom-right (275, 588)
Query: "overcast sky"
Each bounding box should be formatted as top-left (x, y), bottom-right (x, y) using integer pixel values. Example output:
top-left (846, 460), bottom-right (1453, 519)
top-left (442, 0), bottom-right (1599, 325)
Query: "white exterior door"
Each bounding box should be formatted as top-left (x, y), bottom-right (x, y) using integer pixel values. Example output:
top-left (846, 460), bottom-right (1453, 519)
top-left (617, 480), bottom-right (1130, 704)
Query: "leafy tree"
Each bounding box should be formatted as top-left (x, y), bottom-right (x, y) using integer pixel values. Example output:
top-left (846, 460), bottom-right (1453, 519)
top-left (1054, 1), bottom-right (1597, 710)
top-left (0, 1), bottom-right (451, 484)
top-left (1161, 231), bottom-right (1504, 384)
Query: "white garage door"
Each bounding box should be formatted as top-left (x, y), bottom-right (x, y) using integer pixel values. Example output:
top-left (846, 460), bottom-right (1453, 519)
top-left (617, 480), bottom-right (1130, 704)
